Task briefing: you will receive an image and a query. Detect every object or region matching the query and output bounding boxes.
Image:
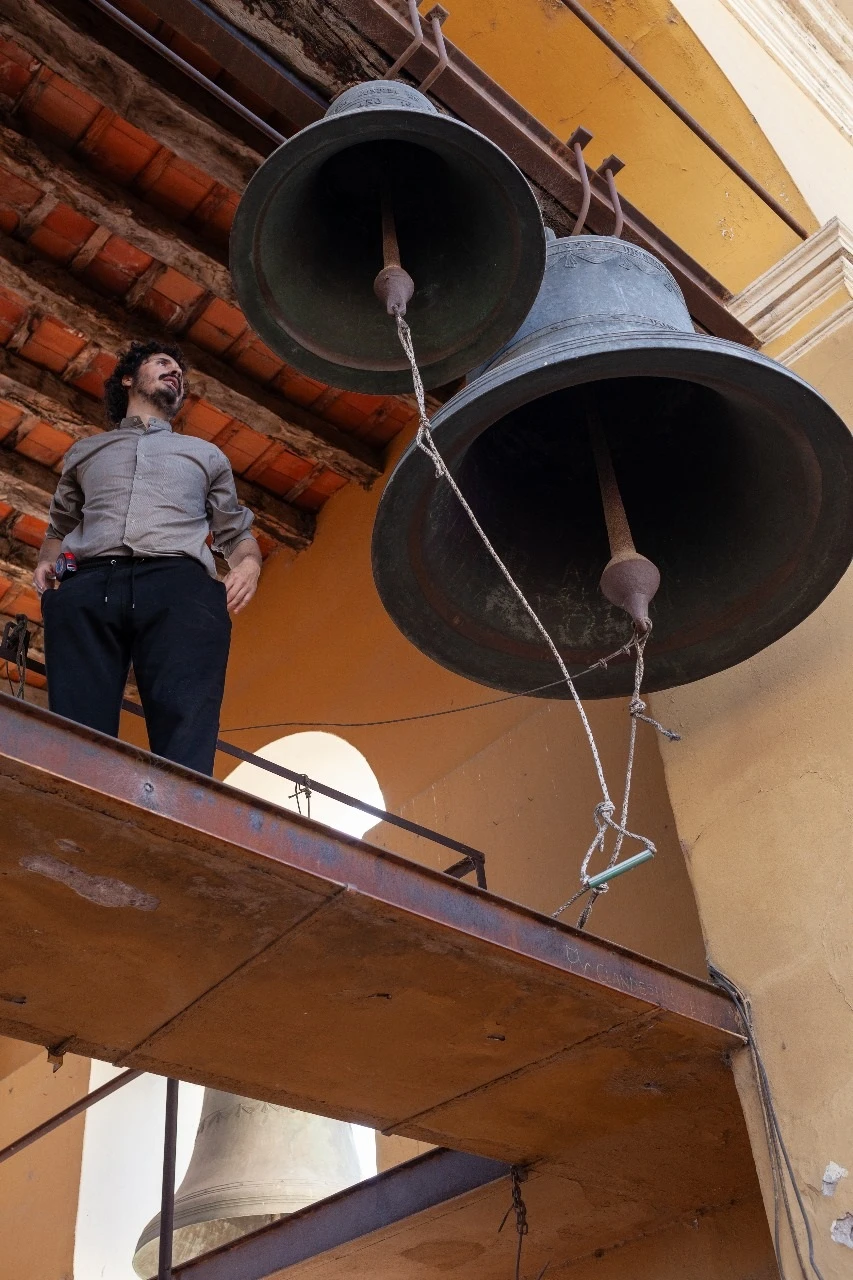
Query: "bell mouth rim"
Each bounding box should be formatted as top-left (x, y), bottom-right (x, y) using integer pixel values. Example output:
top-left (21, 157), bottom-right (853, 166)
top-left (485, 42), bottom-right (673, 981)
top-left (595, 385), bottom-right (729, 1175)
top-left (229, 109), bottom-right (546, 395)
top-left (424, 327), bottom-right (853, 462)
top-left (372, 328), bottom-right (853, 699)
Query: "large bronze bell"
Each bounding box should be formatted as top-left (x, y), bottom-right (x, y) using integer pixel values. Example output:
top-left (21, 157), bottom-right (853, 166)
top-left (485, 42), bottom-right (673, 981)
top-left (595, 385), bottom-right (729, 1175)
top-left (133, 1091), bottom-right (361, 1276)
top-left (230, 81), bottom-right (546, 393)
top-left (372, 233), bottom-right (853, 698)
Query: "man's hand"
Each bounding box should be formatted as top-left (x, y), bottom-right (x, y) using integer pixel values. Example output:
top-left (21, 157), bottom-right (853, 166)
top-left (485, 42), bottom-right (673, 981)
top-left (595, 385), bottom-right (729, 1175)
top-left (34, 537), bottom-right (62, 596)
top-left (224, 537), bottom-right (262, 614)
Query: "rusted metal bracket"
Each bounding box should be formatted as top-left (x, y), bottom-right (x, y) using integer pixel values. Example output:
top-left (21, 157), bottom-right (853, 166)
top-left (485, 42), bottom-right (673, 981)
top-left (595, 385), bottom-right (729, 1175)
top-left (46, 1036), bottom-right (74, 1072)
top-left (419, 6), bottom-right (450, 93)
top-left (387, 0), bottom-right (450, 94)
top-left (567, 126), bottom-right (593, 236)
top-left (387, 0), bottom-right (426, 77)
top-left (597, 153), bottom-right (625, 239)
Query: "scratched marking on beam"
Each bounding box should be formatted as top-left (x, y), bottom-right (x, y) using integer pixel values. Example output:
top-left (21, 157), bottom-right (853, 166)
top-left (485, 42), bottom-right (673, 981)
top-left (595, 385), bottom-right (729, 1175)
top-left (20, 853), bottom-right (160, 910)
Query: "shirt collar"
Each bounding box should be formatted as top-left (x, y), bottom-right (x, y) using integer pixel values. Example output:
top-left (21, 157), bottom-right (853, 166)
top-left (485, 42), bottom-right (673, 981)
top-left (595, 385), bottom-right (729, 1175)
top-left (119, 415), bottom-right (173, 434)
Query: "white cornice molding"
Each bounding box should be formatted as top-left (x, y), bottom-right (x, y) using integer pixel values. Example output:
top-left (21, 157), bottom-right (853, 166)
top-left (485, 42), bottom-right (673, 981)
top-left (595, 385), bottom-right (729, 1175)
top-left (722, 0), bottom-right (853, 140)
top-left (731, 217), bottom-right (853, 358)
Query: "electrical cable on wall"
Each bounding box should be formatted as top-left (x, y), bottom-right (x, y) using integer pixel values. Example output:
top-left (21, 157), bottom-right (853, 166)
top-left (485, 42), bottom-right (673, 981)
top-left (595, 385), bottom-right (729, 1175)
top-left (709, 964), bottom-right (825, 1280)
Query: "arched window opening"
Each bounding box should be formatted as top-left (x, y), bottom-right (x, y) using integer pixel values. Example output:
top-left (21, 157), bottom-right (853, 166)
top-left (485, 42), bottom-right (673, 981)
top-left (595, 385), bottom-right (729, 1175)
top-left (224, 730), bottom-right (384, 840)
top-left (74, 734), bottom-right (383, 1279)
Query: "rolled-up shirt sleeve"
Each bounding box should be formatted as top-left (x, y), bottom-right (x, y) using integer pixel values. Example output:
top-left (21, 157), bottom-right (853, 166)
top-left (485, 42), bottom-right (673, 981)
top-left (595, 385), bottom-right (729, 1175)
top-left (206, 456), bottom-right (255, 559)
top-left (45, 454), bottom-right (84, 540)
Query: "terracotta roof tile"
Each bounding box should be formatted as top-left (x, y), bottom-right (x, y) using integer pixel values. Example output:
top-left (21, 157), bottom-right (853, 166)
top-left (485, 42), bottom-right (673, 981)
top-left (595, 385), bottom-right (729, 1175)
top-left (83, 115), bottom-right (161, 184)
top-left (232, 339), bottom-right (282, 383)
top-left (12, 512), bottom-right (48, 548)
top-left (3, 584), bottom-right (43, 624)
top-left (16, 421), bottom-right (76, 466)
top-left (29, 71), bottom-right (101, 144)
top-left (0, 287), bottom-right (28, 341)
top-left (0, 405), bottom-right (22, 443)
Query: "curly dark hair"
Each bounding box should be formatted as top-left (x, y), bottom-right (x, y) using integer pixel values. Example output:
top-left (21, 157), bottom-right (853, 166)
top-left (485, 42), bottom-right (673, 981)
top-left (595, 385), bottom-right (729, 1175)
top-left (103, 340), bottom-right (188, 427)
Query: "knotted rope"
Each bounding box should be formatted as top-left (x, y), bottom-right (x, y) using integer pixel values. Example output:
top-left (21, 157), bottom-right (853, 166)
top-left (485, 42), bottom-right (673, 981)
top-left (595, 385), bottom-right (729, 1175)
top-left (395, 313), bottom-right (678, 927)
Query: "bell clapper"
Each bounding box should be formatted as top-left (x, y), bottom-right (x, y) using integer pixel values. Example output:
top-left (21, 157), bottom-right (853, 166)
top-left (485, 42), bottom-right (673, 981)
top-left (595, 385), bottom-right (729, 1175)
top-left (588, 410), bottom-right (660, 633)
top-left (374, 189), bottom-right (415, 317)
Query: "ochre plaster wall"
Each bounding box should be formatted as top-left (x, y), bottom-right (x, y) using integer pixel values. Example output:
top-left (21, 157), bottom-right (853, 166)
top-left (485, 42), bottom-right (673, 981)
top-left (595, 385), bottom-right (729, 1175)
top-left (0, 1040), bottom-right (89, 1280)
top-left (371, 698), bottom-right (707, 976)
top-left (438, 0), bottom-right (815, 289)
top-left (673, 0), bottom-right (853, 229)
top-left (651, 300), bottom-right (853, 1275)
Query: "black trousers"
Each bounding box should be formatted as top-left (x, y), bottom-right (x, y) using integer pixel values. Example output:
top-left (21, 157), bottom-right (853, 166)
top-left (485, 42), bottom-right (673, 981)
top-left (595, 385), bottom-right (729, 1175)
top-left (42, 557), bottom-right (231, 775)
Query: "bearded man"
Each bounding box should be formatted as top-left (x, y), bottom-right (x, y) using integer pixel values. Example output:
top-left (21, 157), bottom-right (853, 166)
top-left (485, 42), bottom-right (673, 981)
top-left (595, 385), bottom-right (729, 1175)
top-left (33, 341), bottom-right (261, 775)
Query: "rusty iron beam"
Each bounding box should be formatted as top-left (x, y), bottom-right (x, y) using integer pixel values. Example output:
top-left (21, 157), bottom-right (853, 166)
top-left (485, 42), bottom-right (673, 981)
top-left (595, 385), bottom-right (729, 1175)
top-left (175, 1148), bottom-right (511, 1280)
top-left (0, 693), bottom-right (743, 1038)
top-left (18, 650), bottom-right (488, 885)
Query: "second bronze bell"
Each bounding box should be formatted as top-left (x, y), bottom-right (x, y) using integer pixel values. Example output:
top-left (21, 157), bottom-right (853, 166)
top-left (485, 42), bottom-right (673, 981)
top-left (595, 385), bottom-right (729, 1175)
top-left (230, 80), bottom-right (546, 394)
top-left (372, 233), bottom-right (853, 698)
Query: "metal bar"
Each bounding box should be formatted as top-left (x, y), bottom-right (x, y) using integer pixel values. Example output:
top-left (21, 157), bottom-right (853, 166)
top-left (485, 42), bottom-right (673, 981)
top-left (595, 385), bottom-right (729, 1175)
top-left (82, 0), bottom-right (287, 145)
top-left (381, 192), bottom-right (402, 269)
top-left (116, 699), bottom-right (490, 881)
top-left (175, 1148), bottom-right (511, 1280)
top-left (15, 658), bottom-right (489, 886)
top-left (158, 1078), bottom-right (180, 1280)
top-left (558, 0), bottom-right (809, 240)
top-left (418, 5), bottom-right (450, 94)
top-left (135, 0), bottom-right (327, 128)
top-left (387, 0), bottom-right (424, 78)
top-left (603, 167), bottom-right (624, 240)
top-left (0, 1067), bottom-right (142, 1166)
top-left (214, 736), bottom-right (491, 878)
top-left (588, 412), bottom-right (635, 559)
top-left (587, 849), bottom-right (654, 890)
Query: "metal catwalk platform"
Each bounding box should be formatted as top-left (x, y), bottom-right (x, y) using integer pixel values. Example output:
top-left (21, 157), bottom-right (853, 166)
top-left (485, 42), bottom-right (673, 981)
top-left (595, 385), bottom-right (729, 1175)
top-left (0, 695), bottom-right (756, 1263)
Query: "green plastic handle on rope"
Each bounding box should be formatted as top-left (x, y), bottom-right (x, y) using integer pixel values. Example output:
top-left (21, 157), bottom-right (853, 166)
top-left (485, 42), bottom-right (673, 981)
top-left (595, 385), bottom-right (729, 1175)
top-left (587, 849), bottom-right (654, 890)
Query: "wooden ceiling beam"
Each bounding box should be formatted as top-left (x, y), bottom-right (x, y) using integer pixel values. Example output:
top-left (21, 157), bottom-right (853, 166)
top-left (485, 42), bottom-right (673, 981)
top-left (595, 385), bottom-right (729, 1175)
top-left (0, 237), bottom-right (382, 486)
top-left (0, 120), bottom-right (237, 306)
top-left (0, 449), bottom-right (57, 525)
top-left (0, 347), bottom-right (98, 440)
top-left (0, 353), bottom-right (317, 553)
top-left (0, 0), bottom-right (261, 192)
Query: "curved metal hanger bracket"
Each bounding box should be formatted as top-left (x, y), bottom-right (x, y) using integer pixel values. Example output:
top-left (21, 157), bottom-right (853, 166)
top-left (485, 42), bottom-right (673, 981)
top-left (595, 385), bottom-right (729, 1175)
top-left (597, 153), bottom-right (626, 239)
top-left (567, 125), bottom-right (593, 236)
top-left (387, 0), bottom-right (451, 94)
top-left (387, 0), bottom-right (425, 78)
top-left (419, 6), bottom-right (450, 93)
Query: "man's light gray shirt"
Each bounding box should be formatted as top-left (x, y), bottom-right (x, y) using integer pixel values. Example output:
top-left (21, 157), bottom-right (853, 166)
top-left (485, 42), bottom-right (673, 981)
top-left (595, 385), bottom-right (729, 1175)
top-left (45, 416), bottom-right (254, 577)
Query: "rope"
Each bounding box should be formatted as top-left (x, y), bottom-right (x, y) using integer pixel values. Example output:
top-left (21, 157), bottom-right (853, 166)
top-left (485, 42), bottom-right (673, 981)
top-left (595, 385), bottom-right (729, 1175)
top-left (395, 313), bottom-right (677, 927)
